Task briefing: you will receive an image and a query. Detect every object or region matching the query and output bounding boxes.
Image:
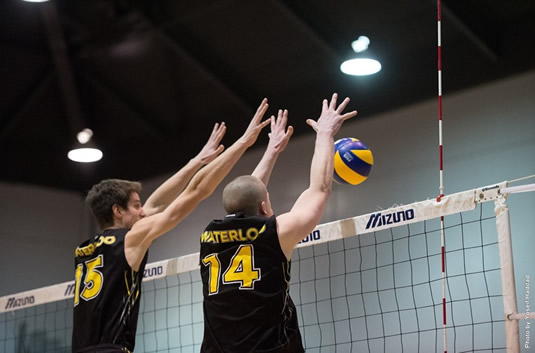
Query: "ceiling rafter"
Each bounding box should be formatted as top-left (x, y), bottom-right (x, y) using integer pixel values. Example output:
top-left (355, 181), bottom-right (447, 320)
top-left (41, 1), bottom-right (86, 136)
top-left (135, 13), bottom-right (254, 118)
top-left (441, 2), bottom-right (499, 61)
top-left (79, 68), bottom-right (173, 141)
top-left (0, 72), bottom-right (54, 145)
top-left (270, 0), bottom-right (339, 61)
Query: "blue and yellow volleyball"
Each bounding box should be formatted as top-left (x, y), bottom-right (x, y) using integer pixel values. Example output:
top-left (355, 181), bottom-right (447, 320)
top-left (333, 138), bottom-right (373, 185)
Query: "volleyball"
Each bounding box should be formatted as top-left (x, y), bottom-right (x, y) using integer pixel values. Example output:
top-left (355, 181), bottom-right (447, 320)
top-left (333, 138), bottom-right (373, 185)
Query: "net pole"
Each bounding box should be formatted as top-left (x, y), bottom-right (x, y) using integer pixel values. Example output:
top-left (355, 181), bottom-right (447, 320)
top-left (437, 1), bottom-right (448, 352)
top-left (495, 196), bottom-right (520, 353)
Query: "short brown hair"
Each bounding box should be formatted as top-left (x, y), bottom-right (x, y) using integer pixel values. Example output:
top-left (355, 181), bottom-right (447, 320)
top-left (85, 179), bottom-right (142, 229)
top-left (222, 176), bottom-right (267, 217)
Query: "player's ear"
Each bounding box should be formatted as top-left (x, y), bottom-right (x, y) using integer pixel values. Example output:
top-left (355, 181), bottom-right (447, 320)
top-left (112, 204), bottom-right (122, 218)
top-left (259, 201), bottom-right (268, 216)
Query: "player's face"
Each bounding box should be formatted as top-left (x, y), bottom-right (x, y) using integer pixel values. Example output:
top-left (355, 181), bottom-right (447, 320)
top-left (122, 192), bottom-right (146, 228)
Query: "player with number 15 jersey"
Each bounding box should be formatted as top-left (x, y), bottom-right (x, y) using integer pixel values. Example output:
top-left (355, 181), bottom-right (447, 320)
top-left (73, 229), bottom-right (147, 352)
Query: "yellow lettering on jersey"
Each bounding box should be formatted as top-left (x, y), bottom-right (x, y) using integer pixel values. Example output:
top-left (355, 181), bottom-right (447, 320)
top-left (75, 236), bottom-right (116, 257)
top-left (74, 263), bottom-right (83, 306)
top-left (219, 230), bottom-right (229, 242)
top-left (222, 244), bottom-right (260, 289)
top-left (75, 243), bottom-right (95, 257)
top-left (202, 254), bottom-right (221, 295)
top-left (246, 227), bottom-right (259, 241)
top-left (201, 227), bottom-right (264, 243)
top-left (228, 229), bottom-right (239, 241)
top-left (238, 229), bottom-right (247, 241)
top-left (80, 255), bottom-right (104, 301)
top-left (201, 231), bottom-right (211, 243)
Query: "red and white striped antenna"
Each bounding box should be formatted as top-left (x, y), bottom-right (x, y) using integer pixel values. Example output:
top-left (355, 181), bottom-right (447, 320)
top-left (437, 0), bottom-right (448, 352)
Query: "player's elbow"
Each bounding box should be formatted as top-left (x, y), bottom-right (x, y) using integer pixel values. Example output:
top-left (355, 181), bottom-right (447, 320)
top-left (312, 183), bottom-right (332, 199)
top-left (324, 183), bottom-right (333, 196)
top-left (191, 182), bottom-right (214, 202)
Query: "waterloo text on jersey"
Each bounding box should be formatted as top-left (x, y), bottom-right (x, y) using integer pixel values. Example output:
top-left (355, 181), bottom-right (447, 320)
top-left (201, 225), bottom-right (266, 244)
top-left (5, 296), bottom-right (34, 310)
top-left (75, 235), bottom-right (117, 257)
top-left (365, 209), bottom-right (415, 230)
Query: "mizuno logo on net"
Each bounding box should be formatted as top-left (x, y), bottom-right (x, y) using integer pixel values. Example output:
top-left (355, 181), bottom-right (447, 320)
top-left (4, 296), bottom-right (35, 310)
top-left (365, 209), bottom-right (415, 230)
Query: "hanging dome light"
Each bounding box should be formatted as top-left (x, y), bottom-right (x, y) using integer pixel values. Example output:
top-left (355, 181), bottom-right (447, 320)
top-left (68, 128), bottom-right (103, 163)
top-left (340, 36), bottom-right (382, 76)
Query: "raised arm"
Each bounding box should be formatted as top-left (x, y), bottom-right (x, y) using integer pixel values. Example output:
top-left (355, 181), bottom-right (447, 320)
top-left (125, 99), bottom-right (271, 270)
top-left (277, 93), bottom-right (357, 259)
top-left (142, 122), bottom-right (226, 216)
top-left (252, 109), bottom-right (293, 186)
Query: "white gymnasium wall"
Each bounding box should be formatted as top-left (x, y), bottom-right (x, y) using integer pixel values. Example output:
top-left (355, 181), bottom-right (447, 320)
top-left (1, 70), bottom-right (534, 319)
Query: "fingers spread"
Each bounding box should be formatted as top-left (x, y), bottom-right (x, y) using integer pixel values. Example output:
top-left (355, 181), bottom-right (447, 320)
top-left (281, 109), bottom-right (288, 125)
top-left (306, 119), bottom-right (318, 132)
top-left (260, 118), bottom-right (271, 129)
top-left (329, 93), bottom-right (338, 110)
top-left (336, 97), bottom-right (351, 113)
top-left (254, 99), bottom-right (269, 121)
top-left (342, 110), bottom-right (358, 121)
top-left (286, 125), bottom-right (294, 138)
top-left (322, 99), bottom-right (329, 112)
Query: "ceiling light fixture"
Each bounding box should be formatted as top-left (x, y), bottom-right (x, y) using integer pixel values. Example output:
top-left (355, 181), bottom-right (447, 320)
top-left (340, 36), bottom-right (382, 76)
top-left (67, 128), bottom-right (103, 163)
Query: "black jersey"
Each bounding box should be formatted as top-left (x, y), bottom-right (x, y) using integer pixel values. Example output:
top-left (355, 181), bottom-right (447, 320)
top-left (200, 214), bottom-right (304, 353)
top-left (72, 229), bottom-right (148, 353)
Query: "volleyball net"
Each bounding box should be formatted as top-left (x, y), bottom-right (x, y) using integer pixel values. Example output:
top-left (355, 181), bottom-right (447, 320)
top-left (1, 181), bottom-right (532, 352)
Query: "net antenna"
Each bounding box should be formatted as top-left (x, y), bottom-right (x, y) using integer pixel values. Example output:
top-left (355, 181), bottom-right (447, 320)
top-left (436, 1), bottom-right (448, 351)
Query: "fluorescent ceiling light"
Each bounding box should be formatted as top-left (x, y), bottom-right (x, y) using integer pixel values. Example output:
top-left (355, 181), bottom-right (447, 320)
top-left (340, 58), bottom-right (382, 76)
top-left (68, 148), bottom-right (103, 163)
top-left (68, 128), bottom-right (103, 163)
top-left (351, 36), bottom-right (370, 53)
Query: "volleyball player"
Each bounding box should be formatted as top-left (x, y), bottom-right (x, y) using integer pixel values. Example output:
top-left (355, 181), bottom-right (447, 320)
top-left (200, 93), bottom-right (357, 352)
top-left (72, 99), bottom-right (272, 353)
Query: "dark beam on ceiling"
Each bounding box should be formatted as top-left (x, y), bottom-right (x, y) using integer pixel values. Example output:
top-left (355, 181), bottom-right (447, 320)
top-left (41, 1), bottom-right (86, 136)
top-left (270, 0), bottom-right (339, 61)
top-left (441, 2), bottom-right (499, 61)
top-left (138, 14), bottom-right (254, 117)
top-left (79, 69), bottom-right (172, 140)
top-left (0, 72), bottom-right (54, 144)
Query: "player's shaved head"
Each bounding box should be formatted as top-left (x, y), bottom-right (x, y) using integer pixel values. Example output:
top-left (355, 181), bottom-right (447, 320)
top-left (222, 175), bottom-right (267, 217)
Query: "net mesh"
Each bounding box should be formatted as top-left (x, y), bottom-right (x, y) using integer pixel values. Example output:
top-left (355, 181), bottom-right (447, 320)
top-left (291, 202), bottom-right (505, 353)
top-left (0, 195), bottom-right (508, 352)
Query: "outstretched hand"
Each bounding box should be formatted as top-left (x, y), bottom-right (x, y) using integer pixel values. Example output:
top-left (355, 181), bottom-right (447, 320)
top-left (195, 122), bottom-right (227, 165)
top-left (306, 93), bottom-right (357, 136)
top-left (239, 98), bottom-right (272, 147)
top-left (267, 109), bottom-right (294, 153)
